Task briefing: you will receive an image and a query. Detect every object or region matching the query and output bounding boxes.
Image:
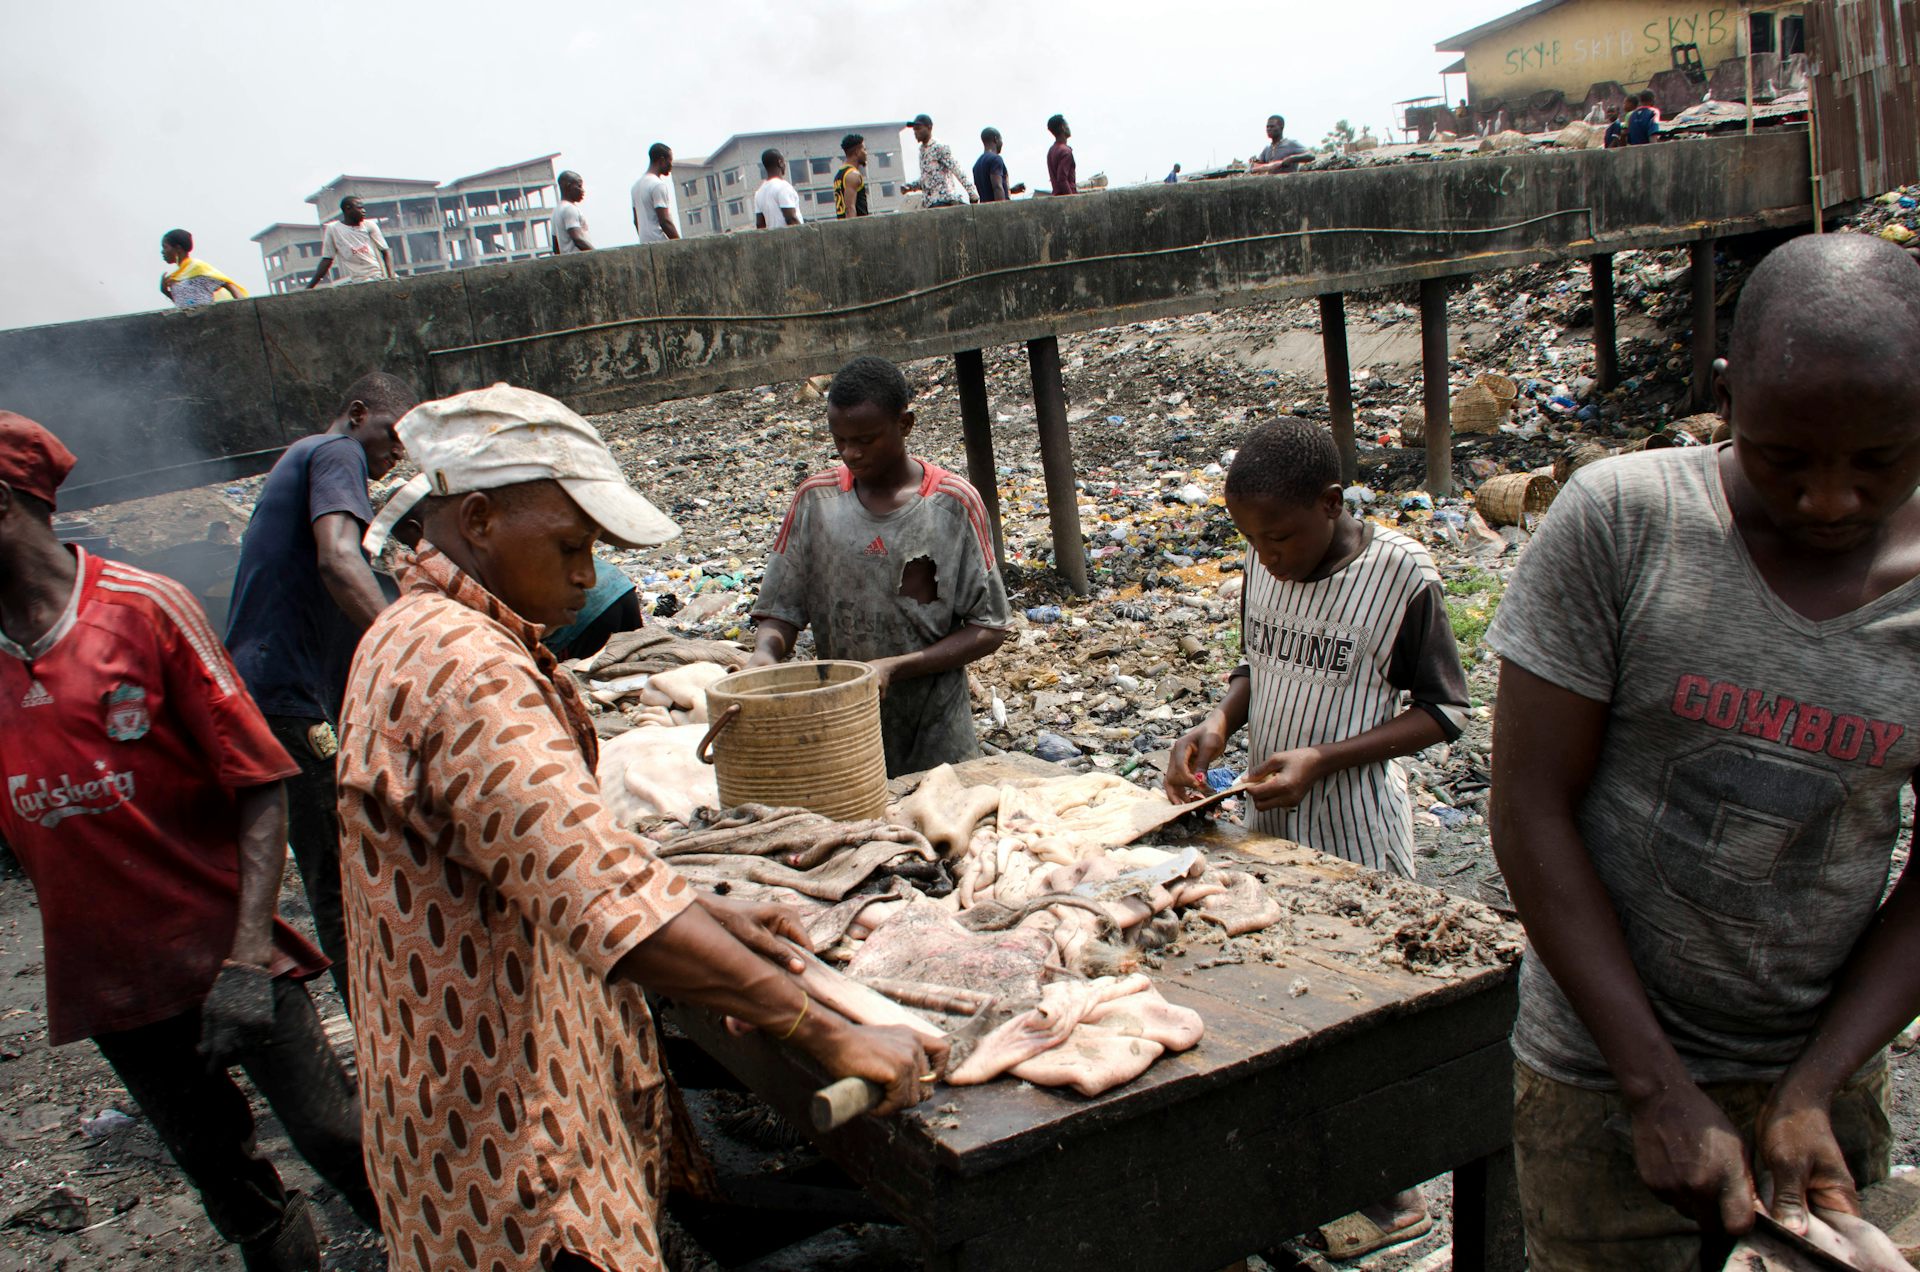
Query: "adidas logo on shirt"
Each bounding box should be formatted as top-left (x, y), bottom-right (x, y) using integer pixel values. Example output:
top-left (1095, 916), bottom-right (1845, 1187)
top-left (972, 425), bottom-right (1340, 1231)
top-left (863, 536), bottom-right (888, 557)
top-left (20, 679), bottom-right (52, 708)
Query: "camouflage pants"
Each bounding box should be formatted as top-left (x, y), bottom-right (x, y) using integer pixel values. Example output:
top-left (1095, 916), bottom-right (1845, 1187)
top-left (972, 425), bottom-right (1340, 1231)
top-left (1513, 1059), bottom-right (1892, 1272)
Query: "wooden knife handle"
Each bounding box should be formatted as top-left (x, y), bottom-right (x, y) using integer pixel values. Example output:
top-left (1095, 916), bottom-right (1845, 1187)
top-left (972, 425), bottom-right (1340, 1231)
top-left (810, 1077), bottom-right (885, 1132)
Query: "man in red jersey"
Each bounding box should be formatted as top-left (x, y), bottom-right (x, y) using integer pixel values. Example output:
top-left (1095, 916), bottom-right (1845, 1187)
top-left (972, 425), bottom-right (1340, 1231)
top-left (0, 413), bottom-right (376, 1272)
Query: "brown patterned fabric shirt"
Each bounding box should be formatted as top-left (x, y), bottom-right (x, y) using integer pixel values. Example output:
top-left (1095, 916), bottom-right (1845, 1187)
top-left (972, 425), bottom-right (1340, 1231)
top-left (337, 545), bottom-right (695, 1272)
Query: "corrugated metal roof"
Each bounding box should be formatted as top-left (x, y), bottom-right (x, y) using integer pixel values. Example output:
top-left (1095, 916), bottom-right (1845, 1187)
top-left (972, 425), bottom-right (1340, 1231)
top-left (1808, 0), bottom-right (1920, 205)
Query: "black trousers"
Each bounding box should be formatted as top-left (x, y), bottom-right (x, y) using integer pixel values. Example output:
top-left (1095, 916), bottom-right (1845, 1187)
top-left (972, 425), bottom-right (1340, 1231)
top-left (265, 715), bottom-right (349, 1013)
top-left (92, 978), bottom-right (377, 1245)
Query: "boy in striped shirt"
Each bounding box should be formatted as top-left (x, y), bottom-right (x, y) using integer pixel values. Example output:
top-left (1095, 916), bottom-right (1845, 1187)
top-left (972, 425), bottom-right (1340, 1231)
top-left (1167, 417), bottom-right (1470, 1257)
top-left (1167, 416), bottom-right (1470, 877)
top-left (750, 356), bottom-right (1012, 775)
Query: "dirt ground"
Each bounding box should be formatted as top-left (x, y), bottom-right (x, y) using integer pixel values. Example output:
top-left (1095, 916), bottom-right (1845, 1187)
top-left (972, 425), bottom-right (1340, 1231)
top-left (6, 247), bottom-right (1917, 1269)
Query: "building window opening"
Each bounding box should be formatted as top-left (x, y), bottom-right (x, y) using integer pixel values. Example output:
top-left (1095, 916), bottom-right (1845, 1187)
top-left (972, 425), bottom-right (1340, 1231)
top-left (1780, 15), bottom-right (1804, 56)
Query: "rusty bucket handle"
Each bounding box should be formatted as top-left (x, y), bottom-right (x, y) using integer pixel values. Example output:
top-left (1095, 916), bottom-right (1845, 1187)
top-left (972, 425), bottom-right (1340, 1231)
top-left (696, 704), bottom-right (743, 765)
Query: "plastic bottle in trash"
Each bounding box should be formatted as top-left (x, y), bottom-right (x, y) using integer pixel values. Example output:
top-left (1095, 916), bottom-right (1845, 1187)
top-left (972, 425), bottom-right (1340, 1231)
top-left (1025, 605), bottom-right (1063, 624)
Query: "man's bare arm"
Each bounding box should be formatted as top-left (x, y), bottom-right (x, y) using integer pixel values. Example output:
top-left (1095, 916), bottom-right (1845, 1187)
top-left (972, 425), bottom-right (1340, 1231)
top-left (868, 624), bottom-right (1006, 696)
top-left (746, 616), bottom-right (799, 667)
top-left (307, 257), bottom-right (334, 289)
top-left (1759, 802), bottom-right (1920, 1229)
top-left (229, 782), bottom-right (289, 967)
top-left (314, 512), bottom-right (389, 630)
top-left (654, 206), bottom-right (679, 240)
top-left (1492, 659), bottom-right (1758, 1235)
top-left (615, 903), bottom-right (944, 1115)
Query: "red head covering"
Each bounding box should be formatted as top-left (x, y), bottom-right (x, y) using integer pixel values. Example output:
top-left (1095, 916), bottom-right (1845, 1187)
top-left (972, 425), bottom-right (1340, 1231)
top-left (0, 412), bottom-right (78, 510)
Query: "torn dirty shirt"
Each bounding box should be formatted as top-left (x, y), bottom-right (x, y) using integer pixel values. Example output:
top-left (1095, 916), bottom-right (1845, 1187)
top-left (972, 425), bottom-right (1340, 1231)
top-left (753, 460), bottom-right (1012, 775)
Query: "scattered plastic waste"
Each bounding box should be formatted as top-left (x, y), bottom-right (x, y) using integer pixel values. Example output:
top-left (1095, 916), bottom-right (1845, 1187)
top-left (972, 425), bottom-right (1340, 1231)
top-left (1033, 732), bottom-right (1084, 762)
top-left (82, 1108), bottom-right (136, 1138)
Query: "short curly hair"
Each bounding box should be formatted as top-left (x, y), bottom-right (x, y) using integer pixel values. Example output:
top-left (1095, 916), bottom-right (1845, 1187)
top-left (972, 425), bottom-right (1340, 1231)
top-left (827, 356), bottom-right (912, 417)
top-left (1225, 418), bottom-right (1341, 506)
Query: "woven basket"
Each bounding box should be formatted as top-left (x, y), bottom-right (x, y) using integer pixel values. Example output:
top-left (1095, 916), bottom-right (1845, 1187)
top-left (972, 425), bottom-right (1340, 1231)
top-left (1623, 432), bottom-right (1677, 453)
top-left (701, 660), bottom-right (888, 821)
top-left (1452, 382), bottom-right (1505, 435)
top-left (1553, 441), bottom-right (1612, 485)
top-left (1399, 406), bottom-right (1425, 447)
top-left (1475, 373), bottom-right (1519, 407)
top-left (1477, 472), bottom-right (1561, 529)
top-left (1671, 412), bottom-right (1722, 443)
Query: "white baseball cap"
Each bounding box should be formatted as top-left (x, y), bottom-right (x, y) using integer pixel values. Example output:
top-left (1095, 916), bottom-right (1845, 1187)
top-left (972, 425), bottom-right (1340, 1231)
top-left (395, 384), bottom-right (680, 547)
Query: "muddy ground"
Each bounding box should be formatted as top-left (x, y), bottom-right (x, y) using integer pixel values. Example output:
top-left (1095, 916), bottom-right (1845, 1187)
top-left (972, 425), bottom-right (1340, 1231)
top-left (5, 240), bottom-right (1916, 1270)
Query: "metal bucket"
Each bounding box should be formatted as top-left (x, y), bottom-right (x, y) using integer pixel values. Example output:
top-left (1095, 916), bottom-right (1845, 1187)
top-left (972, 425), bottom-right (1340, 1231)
top-left (697, 660), bottom-right (888, 822)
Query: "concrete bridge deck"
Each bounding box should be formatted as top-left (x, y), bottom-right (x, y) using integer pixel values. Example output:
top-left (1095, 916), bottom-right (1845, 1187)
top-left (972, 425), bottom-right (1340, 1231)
top-left (2, 130), bottom-right (1812, 546)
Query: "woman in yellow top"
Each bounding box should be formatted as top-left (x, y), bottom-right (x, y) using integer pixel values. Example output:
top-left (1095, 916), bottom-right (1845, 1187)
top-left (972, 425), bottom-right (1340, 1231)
top-left (159, 229), bottom-right (248, 309)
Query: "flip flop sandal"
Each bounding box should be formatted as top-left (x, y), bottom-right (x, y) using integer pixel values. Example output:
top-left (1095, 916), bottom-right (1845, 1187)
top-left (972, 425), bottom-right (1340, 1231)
top-left (1313, 1211), bottom-right (1436, 1262)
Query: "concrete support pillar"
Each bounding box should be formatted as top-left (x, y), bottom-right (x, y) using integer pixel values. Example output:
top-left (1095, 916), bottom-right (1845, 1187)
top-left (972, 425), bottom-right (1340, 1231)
top-left (953, 349), bottom-right (1007, 571)
top-left (1419, 277), bottom-right (1454, 498)
top-left (1318, 293), bottom-right (1358, 485)
top-left (1026, 336), bottom-right (1089, 596)
top-left (1591, 254), bottom-right (1619, 392)
top-left (1690, 238), bottom-right (1718, 410)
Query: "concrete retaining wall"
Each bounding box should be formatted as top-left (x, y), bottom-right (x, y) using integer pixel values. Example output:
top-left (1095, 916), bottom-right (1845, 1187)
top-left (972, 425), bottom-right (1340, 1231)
top-left (1, 130), bottom-right (1813, 508)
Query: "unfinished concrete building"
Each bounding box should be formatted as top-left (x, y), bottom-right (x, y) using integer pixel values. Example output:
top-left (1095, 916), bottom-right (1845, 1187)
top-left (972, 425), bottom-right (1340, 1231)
top-left (253, 155), bottom-right (561, 293)
top-left (1425, 0), bottom-right (1808, 136)
top-left (672, 124), bottom-right (912, 236)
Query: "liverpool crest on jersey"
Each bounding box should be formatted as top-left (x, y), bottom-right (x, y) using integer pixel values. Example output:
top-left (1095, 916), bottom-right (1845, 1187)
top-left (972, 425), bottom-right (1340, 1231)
top-left (104, 684), bottom-right (150, 742)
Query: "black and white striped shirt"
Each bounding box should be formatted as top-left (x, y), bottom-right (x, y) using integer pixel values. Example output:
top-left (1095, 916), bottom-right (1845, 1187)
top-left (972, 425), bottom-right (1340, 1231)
top-left (1232, 522), bottom-right (1469, 876)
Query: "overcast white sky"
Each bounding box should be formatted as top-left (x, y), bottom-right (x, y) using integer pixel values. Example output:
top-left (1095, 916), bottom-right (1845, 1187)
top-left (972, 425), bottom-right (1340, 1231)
top-left (0, 0), bottom-right (1510, 330)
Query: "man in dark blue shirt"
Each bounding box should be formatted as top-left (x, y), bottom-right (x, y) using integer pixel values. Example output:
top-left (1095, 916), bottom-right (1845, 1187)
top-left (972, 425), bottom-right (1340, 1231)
top-left (225, 372), bottom-right (415, 1008)
top-left (1626, 92), bottom-right (1661, 145)
top-left (973, 127), bottom-right (1024, 202)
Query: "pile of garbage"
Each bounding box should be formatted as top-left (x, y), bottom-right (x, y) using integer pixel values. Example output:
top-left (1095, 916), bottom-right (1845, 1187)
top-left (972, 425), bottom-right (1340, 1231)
top-left (95, 196), bottom-right (1919, 903)
top-left (1844, 185), bottom-right (1920, 258)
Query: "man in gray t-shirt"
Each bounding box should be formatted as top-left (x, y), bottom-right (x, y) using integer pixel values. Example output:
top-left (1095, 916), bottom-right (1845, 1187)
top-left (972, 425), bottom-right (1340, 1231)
top-left (1251, 114), bottom-right (1312, 174)
top-left (1486, 235), bottom-right (1920, 1270)
top-left (750, 357), bottom-right (1012, 776)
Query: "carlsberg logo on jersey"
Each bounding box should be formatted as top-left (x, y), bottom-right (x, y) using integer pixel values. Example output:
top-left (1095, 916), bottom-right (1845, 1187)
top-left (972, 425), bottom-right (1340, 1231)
top-left (8, 768), bottom-right (137, 828)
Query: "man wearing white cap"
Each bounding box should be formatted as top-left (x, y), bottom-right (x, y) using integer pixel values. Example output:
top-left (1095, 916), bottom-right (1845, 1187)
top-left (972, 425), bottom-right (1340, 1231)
top-left (334, 384), bottom-right (941, 1272)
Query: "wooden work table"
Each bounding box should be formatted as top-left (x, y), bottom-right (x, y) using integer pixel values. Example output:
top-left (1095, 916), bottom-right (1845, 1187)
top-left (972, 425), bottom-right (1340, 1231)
top-left (668, 758), bottom-right (1524, 1271)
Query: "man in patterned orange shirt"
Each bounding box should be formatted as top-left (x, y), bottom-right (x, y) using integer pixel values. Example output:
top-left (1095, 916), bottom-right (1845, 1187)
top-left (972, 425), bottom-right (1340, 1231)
top-left (335, 383), bottom-right (941, 1272)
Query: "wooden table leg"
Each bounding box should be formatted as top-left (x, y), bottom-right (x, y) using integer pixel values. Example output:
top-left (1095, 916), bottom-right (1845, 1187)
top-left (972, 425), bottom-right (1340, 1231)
top-left (1452, 1146), bottom-right (1526, 1272)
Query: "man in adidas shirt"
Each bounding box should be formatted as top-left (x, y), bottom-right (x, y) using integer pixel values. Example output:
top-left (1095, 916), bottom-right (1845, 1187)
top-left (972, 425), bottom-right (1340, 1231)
top-left (0, 413), bottom-right (376, 1271)
top-left (750, 356), bottom-right (1012, 774)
